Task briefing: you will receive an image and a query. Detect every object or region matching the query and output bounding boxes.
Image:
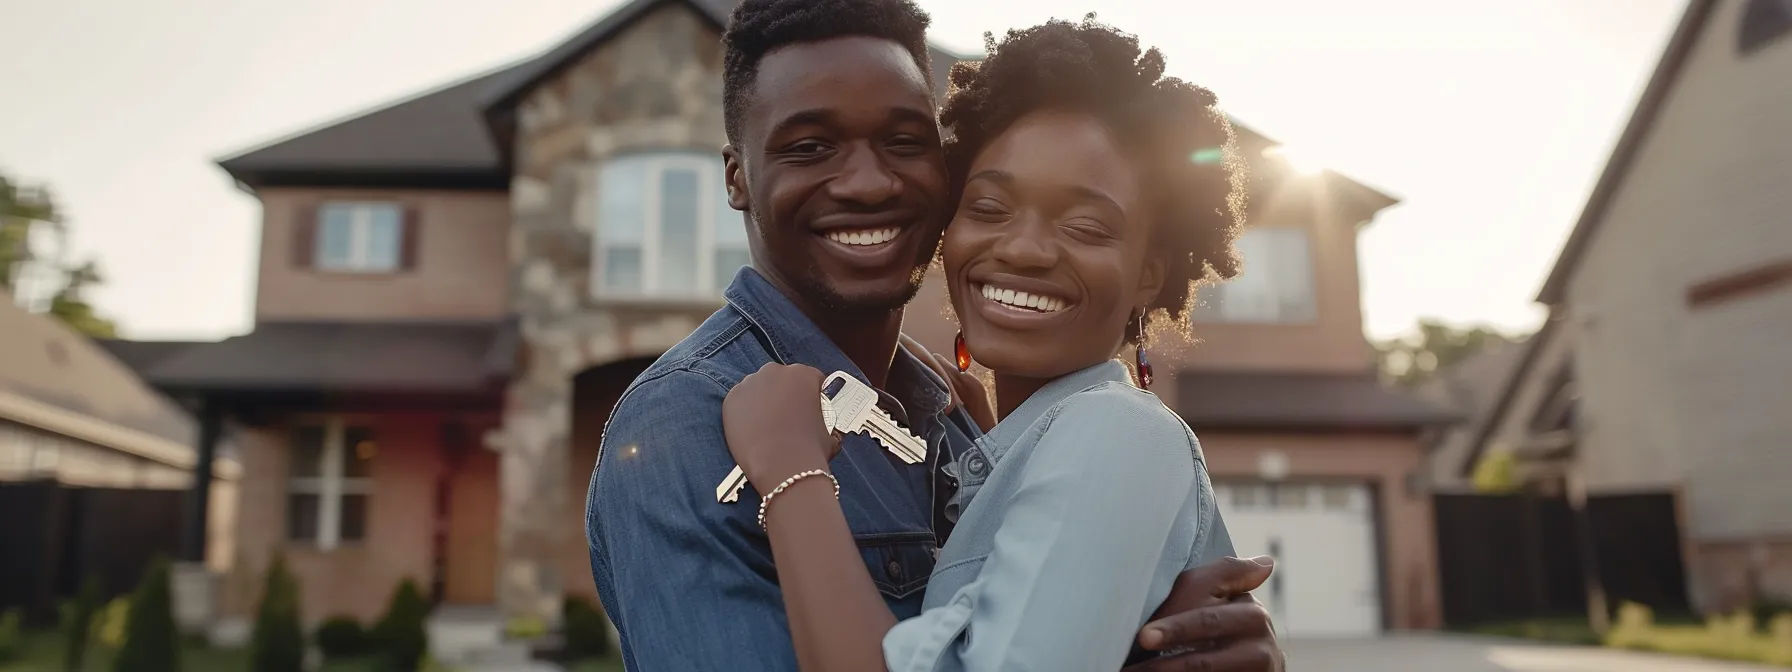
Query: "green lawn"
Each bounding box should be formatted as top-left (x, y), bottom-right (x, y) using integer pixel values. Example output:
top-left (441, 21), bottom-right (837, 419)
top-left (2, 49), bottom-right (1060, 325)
top-left (1, 630), bottom-right (624, 672)
top-left (0, 630), bottom-right (250, 671)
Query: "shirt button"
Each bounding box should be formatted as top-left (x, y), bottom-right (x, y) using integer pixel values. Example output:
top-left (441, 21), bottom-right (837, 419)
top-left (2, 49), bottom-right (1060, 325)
top-left (887, 560), bottom-right (904, 580)
top-left (967, 454), bottom-right (988, 476)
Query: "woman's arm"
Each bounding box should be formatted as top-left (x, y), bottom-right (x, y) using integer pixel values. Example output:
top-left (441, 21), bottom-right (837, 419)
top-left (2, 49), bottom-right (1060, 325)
top-left (720, 363), bottom-right (901, 671)
top-left (760, 477), bottom-right (900, 671)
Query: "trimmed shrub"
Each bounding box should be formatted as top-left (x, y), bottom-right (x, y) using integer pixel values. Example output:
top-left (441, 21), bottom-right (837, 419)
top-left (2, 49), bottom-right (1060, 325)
top-left (562, 596), bottom-right (612, 661)
top-left (372, 579), bottom-right (429, 672)
top-left (0, 609), bottom-right (22, 664)
top-left (249, 554), bottom-right (305, 672)
top-left (314, 616), bottom-right (370, 661)
top-left (61, 576), bottom-right (102, 672)
top-left (95, 597), bottom-right (130, 650)
top-left (111, 558), bottom-right (178, 672)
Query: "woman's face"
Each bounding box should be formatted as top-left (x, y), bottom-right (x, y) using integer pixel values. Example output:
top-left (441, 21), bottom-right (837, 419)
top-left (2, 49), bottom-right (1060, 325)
top-left (943, 110), bottom-right (1163, 381)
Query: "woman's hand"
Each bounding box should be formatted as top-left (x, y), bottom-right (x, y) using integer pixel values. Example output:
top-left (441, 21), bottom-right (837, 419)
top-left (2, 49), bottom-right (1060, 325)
top-left (722, 363), bottom-right (840, 490)
top-left (900, 334), bottom-right (997, 432)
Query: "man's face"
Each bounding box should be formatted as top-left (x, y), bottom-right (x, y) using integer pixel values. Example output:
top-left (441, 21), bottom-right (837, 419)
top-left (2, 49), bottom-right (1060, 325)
top-left (724, 36), bottom-right (949, 317)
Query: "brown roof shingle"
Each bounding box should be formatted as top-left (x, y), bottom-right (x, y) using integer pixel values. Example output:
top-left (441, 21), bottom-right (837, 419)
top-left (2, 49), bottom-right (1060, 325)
top-left (109, 320), bottom-right (516, 395)
top-left (1176, 370), bottom-right (1457, 431)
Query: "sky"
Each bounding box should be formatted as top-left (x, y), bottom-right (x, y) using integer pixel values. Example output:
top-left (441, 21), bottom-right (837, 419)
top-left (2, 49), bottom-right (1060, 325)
top-left (1, 0), bottom-right (1689, 341)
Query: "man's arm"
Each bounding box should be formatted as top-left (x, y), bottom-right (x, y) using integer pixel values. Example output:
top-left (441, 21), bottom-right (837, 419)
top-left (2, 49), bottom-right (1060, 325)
top-left (587, 369), bottom-right (798, 670)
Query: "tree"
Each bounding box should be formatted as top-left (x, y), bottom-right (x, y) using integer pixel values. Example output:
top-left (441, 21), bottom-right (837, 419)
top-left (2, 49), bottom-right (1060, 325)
top-left (62, 576), bottom-right (102, 672)
top-left (372, 580), bottom-right (428, 672)
top-left (0, 172), bottom-right (118, 338)
top-left (1375, 318), bottom-right (1521, 388)
top-left (112, 558), bottom-right (178, 672)
top-left (249, 554), bottom-right (305, 672)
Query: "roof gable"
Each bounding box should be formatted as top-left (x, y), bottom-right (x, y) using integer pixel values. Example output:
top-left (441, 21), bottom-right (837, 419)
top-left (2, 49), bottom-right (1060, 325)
top-left (1535, 0), bottom-right (1720, 305)
top-left (217, 63), bottom-right (529, 190)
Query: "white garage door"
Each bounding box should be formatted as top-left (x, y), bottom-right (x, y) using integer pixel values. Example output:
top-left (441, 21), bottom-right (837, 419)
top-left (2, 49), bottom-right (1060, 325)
top-left (1213, 482), bottom-right (1382, 637)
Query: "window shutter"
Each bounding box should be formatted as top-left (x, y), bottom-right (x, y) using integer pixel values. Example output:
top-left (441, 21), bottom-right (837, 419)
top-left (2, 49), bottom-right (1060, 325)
top-left (292, 204), bottom-right (318, 268)
top-left (400, 205), bottom-right (421, 271)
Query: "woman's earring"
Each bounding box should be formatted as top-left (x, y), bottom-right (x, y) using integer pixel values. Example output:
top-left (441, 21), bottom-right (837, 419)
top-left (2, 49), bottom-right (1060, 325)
top-left (1135, 315), bottom-right (1153, 389)
top-left (954, 331), bottom-right (972, 373)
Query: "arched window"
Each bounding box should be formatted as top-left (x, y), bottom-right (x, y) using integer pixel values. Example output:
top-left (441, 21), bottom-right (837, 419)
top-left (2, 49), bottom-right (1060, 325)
top-left (592, 151), bottom-right (748, 298)
top-left (1740, 0), bottom-right (1792, 55)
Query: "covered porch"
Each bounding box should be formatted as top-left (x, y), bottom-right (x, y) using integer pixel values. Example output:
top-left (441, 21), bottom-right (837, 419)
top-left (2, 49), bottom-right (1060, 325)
top-left (105, 320), bottom-right (516, 633)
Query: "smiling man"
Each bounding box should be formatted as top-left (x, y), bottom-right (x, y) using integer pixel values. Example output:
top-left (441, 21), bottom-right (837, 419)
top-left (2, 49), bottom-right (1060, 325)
top-left (585, 0), bottom-right (1285, 670)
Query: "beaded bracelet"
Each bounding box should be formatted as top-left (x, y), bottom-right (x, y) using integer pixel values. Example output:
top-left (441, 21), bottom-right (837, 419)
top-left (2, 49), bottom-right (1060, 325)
top-left (757, 469), bottom-right (839, 532)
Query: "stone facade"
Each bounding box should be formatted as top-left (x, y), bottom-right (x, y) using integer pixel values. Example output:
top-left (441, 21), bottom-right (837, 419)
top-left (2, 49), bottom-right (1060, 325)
top-left (487, 3), bottom-right (728, 622)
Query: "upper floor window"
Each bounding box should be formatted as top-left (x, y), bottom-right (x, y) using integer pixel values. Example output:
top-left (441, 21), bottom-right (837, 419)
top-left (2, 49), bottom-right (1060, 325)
top-left (1741, 0), bottom-right (1792, 55)
top-left (1193, 226), bottom-right (1317, 324)
top-left (592, 152), bottom-right (745, 298)
top-left (287, 418), bottom-right (374, 550)
top-left (315, 202), bottom-right (404, 272)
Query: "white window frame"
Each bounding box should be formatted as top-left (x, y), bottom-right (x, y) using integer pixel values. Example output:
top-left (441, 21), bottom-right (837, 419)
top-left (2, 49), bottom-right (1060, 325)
top-left (287, 417), bottom-right (373, 550)
top-left (315, 202), bottom-right (403, 273)
top-left (1194, 226), bottom-right (1318, 325)
top-left (591, 152), bottom-right (745, 299)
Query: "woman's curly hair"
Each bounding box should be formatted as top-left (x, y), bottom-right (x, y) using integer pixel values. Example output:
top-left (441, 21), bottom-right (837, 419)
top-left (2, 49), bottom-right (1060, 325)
top-left (940, 15), bottom-right (1246, 344)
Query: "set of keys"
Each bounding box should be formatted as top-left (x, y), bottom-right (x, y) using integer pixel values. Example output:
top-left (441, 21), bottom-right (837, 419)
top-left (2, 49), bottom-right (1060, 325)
top-left (714, 371), bottom-right (927, 503)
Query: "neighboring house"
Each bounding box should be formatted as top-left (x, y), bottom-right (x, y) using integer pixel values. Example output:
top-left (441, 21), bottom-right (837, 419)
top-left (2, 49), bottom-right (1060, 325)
top-left (1462, 0), bottom-right (1792, 614)
top-left (102, 0), bottom-right (1448, 640)
top-left (0, 288), bottom-right (239, 572)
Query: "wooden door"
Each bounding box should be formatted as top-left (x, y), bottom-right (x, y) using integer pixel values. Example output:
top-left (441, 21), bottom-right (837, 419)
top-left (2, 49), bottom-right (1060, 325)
top-left (444, 447), bottom-right (498, 605)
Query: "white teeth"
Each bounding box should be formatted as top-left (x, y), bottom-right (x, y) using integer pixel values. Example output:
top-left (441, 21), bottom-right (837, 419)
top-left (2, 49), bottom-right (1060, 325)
top-left (824, 227), bottom-right (901, 246)
top-left (978, 284), bottom-right (1067, 313)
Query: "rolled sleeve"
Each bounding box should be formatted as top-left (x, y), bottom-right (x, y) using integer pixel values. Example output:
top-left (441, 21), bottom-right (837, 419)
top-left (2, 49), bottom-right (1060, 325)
top-left (883, 389), bottom-right (1201, 672)
top-left (587, 369), bottom-right (797, 670)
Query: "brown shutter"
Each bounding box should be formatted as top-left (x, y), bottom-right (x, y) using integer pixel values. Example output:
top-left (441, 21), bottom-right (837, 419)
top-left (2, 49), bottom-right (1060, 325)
top-left (400, 205), bottom-right (421, 271)
top-left (292, 204), bottom-right (318, 268)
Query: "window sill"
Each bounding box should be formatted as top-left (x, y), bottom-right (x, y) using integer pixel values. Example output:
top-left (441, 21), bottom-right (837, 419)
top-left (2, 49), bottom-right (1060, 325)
top-left (305, 268), bottom-right (410, 277)
top-left (1190, 318), bottom-right (1322, 327)
top-left (588, 294), bottom-right (728, 311)
top-left (283, 541), bottom-right (368, 553)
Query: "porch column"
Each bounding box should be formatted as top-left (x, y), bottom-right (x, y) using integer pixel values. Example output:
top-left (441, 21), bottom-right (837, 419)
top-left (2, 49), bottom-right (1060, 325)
top-left (174, 396), bottom-right (224, 637)
top-left (180, 397), bottom-right (223, 562)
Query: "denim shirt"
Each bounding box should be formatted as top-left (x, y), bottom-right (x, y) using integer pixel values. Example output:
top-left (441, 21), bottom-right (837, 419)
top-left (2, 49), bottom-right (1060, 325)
top-left (586, 267), bottom-right (981, 671)
top-left (882, 360), bottom-right (1235, 671)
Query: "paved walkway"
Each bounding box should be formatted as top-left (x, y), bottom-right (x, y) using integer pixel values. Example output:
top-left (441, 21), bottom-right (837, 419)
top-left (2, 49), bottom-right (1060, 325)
top-left (1287, 634), bottom-right (1785, 672)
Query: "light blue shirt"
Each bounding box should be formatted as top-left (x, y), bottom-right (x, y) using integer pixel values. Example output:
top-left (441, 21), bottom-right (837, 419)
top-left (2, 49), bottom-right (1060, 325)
top-left (882, 360), bottom-right (1234, 671)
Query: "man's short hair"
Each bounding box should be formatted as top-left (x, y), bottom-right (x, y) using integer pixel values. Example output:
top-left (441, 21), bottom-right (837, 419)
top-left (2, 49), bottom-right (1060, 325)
top-left (721, 0), bottom-right (934, 145)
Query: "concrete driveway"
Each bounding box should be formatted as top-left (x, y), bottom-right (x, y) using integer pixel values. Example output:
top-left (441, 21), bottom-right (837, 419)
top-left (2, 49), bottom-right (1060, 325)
top-left (1286, 634), bottom-right (1786, 672)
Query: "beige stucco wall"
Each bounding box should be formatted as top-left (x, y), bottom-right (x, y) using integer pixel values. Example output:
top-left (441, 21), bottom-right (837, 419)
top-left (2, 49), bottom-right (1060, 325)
top-left (1563, 1), bottom-right (1792, 534)
top-left (1201, 432), bottom-right (1442, 630)
top-left (254, 188), bottom-right (510, 323)
top-left (1556, 2), bottom-right (1792, 610)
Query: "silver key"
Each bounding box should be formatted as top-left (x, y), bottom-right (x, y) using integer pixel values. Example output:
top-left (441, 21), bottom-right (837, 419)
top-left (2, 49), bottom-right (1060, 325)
top-left (716, 389), bottom-right (842, 503)
top-left (714, 372), bottom-right (927, 503)
top-left (822, 372), bottom-right (927, 466)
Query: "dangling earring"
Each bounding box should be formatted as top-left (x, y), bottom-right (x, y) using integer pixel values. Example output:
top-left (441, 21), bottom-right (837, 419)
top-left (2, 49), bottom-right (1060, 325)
top-left (954, 331), bottom-right (971, 373)
top-left (1134, 314), bottom-right (1153, 389)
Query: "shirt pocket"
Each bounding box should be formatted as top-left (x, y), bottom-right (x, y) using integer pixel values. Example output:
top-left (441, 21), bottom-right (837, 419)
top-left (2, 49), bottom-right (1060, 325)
top-left (854, 531), bottom-right (938, 600)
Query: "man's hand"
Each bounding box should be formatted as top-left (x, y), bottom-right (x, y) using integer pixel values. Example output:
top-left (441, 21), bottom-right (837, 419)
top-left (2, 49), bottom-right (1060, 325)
top-left (899, 334), bottom-right (996, 432)
top-left (1122, 556), bottom-right (1285, 671)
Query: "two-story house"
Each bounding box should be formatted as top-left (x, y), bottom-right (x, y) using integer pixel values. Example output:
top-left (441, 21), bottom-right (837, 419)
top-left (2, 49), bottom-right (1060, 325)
top-left (1460, 0), bottom-right (1792, 615)
top-left (106, 0), bottom-right (1449, 641)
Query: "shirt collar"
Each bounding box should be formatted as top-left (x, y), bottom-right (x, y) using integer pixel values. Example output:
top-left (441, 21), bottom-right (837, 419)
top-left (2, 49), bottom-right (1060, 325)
top-left (722, 266), bottom-right (950, 422)
top-left (979, 359), bottom-right (1135, 454)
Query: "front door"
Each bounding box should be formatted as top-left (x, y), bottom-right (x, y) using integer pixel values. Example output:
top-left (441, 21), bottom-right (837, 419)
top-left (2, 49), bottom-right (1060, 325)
top-left (444, 446), bottom-right (498, 604)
